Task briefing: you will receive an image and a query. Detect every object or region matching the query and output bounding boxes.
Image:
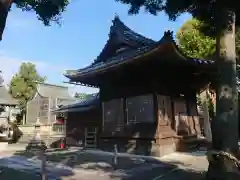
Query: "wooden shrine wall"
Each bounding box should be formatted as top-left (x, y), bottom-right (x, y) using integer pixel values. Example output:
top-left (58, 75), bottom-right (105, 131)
top-left (156, 95), bottom-right (175, 139)
top-left (100, 93), bottom-right (200, 138)
top-left (172, 97), bottom-right (200, 136)
top-left (98, 81), bottom-right (201, 155)
top-left (99, 94), bottom-right (158, 155)
top-left (101, 94), bottom-right (157, 139)
top-left (187, 100), bottom-right (201, 135)
top-left (101, 98), bottom-right (125, 136)
top-left (66, 108), bottom-right (102, 145)
top-left (154, 94), bottom-right (201, 154)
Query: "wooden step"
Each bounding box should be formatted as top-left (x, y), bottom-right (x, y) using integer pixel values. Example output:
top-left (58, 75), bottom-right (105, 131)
top-left (85, 127), bottom-right (97, 149)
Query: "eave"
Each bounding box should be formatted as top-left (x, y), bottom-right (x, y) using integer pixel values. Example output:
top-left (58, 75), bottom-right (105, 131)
top-left (63, 81), bottom-right (98, 88)
top-left (65, 31), bottom-right (215, 84)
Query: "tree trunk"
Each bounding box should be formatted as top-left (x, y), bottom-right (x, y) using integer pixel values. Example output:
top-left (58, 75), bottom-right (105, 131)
top-left (0, 0), bottom-right (12, 40)
top-left (202, 95), bottom-right (212, 142)
top-left (206, 10), bottom-right (240, 179)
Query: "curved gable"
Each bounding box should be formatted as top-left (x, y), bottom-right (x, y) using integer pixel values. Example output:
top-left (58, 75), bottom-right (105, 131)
top-left (93, 15), bottom-right (156, 64)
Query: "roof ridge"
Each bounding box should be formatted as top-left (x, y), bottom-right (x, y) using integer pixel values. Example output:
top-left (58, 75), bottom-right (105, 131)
top-left (92, 16), bottom-right (156, 65)
top-left (111, 15), bottom-right (156, 44)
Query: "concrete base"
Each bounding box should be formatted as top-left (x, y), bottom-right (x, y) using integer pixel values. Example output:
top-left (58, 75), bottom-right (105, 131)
top-left (0, 142), bottom-right (8, 151)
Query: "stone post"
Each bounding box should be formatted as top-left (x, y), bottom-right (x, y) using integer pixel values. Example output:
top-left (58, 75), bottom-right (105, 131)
top-left (41, 148), bottom-right (46, 180)
top-left (113, 144), bottom-right (118, 169)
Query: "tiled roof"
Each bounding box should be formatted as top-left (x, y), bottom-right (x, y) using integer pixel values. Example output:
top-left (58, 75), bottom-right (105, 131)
top-left (65, 32), bottom-right (213, 79)
top-left (66, 44), bottom-right (155, 77)
top-left (52, 93), bottom-right (99, 113)
top-left (0, 85), bottom-right (18, 105)
top-left (93, 15), bottom-right (156, 65)
top-left (57, 99), bottom-right (78, 107)
top-left (37, 82), bottom-right (73, 99)
top-left (110, 15), bottom-right (156, 46)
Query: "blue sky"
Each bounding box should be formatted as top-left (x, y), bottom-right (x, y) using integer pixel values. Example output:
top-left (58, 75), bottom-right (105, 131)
top-left (0, 0), bottom-right (190, 95)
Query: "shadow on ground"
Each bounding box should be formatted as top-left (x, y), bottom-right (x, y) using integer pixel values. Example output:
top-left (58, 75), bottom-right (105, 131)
top-left (11, 150), bottom-right (207, 180)
top-left (0, 167), bottom-right (42, 180)
top-left (0, 153), bottom-right (74, 180)
top-left (110, 168), bottom-right (206, 180)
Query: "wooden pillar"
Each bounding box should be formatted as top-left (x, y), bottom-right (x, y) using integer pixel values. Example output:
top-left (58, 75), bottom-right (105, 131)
top-left (102, 102), bottom-right (105, 131)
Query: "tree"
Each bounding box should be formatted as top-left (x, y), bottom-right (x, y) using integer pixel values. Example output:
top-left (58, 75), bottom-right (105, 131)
top-left (176, 18), bottom-right (216, 60)
top-left (116, 0), bottom-right (240, 178)
top-left (177, 18), bottom-right (240, 119)
top-left (177, 18), bottom-right (240, 61)
top-left (0, 0), bottom-right (70, 40)
top-left (177, 19), bottom-right (216, 122)
top-left (9, 62), bottom-right (45, 123)
top-left (177, 18), bottom-right (240, 120)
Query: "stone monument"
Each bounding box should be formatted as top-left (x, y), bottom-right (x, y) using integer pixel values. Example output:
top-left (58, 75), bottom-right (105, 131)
top-left (25, 117), bottom-right (47, 152)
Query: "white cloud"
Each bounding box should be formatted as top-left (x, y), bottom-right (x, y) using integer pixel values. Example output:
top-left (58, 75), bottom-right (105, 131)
top-left (0, 53), bottom-right (99, 95)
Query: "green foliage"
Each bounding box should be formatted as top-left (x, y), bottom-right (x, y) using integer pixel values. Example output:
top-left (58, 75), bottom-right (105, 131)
top-left (177, 18), bottom-right (240, 118)
top-left (0, 0), bottom-right (70, 40)
top-left (196, 94), bottom-right (202, 107)
top-left (9, 62), bottom-right (45, 110)
top-left (206, 93), bottom-right (215, 118)
top-left (13, 0), bottom-right (70, 26)
top-left (177, 18), bottom-right (240, 60)
top-left (236, 28), bottom-right (240, 59)
top-left (197, 92), bottom-right (215, 119)
top-left (115, 0), bottom-right (240, 35)
top-left (176, 18), bottom-right (216, 59)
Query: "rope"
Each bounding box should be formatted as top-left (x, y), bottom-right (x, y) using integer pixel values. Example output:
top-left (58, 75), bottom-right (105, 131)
top-left (206, 150), bottom-right (240, 169)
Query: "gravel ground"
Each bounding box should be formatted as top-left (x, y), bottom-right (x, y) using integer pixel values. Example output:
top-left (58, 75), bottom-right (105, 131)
top-left (14, 149), bottom-right (170, 171)
top-left (157, 151), bottom-right (208, 180)
top-left (0, 148), bottom-right (209, 180)
top-left (159, 151), bottom-right (208, 171)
